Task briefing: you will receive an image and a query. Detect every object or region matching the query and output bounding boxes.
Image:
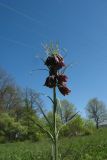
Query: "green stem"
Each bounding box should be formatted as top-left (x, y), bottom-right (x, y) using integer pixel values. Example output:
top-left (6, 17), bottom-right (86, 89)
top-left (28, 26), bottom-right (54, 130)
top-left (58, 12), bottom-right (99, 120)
top-left (53, 87), bottom-right (58, 160)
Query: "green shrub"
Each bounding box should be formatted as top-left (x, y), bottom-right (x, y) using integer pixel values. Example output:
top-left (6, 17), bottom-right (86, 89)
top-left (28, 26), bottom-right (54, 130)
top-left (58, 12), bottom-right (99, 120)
top-left (0, 136), bottom-right (6, 143)
top-left (83, 128), bottom-right (93, 135)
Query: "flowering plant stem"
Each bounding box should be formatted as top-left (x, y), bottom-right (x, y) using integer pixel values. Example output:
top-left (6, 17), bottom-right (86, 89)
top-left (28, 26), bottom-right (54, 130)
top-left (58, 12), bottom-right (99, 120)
top-left (53, 86), bottom-right (58, 160)
top-left (41, 44), bottom-right (71, 159)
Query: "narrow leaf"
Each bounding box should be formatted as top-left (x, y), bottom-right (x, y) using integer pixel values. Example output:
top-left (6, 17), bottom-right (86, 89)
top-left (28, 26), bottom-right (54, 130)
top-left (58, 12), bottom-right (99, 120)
top-left (36, 101), bottom-right (54, 131)
top-left (57, 112), bottom-right (79, 138)
top-left (29, 117), bottom-right (54, 143)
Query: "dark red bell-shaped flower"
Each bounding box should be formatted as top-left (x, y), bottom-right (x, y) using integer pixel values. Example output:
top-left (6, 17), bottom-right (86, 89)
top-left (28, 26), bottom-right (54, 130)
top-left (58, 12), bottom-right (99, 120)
top-left (57, 61), bottom-right (65, 70)
top-left (57, 74), bottom-right (68, 84)
top-left (44, 49), bottom-right (71, 96)
top-left (45, 56), bottom-right (55, 66)
top-left (45, 54), bottom-right (65, 70)
top-left (44, 75), bottom-right (56, 88)
top-left (56, 54), bottom-right (65, 68)
top-left (58, 84), bottom-right (71, 96)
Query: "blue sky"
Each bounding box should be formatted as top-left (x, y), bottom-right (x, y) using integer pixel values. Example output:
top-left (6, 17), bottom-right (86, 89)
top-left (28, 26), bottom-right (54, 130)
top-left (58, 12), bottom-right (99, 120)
top-left (0, 0), bottom-right (107, 117)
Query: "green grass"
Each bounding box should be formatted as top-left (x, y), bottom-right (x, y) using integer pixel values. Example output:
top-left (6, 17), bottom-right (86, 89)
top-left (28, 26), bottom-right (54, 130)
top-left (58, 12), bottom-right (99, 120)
top-left (0, 128), bottom-right (107, 160)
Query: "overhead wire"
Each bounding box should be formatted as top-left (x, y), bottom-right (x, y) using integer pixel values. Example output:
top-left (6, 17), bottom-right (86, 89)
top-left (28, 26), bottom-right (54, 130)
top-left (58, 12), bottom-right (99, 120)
top-left (0, 36), bottom-right (36, 50)
top-left (0, 2), bottom-right (46, 50)
top-left (0, 2), bottom-right (41, 24)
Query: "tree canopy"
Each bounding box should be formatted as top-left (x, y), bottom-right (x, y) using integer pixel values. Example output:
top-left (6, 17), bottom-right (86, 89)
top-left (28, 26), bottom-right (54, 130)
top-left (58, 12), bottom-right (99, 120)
top-left (86, 98), bottom-right (107, 129)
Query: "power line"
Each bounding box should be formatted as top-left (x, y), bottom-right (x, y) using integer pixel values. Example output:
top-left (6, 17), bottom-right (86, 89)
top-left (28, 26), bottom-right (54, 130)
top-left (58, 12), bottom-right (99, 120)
top-left (15, 24), bottom-right (49, 40)
top-left (0, 2), bottom-right (52, 39)
top-left (0, 35), bottom-right (36, 50)
top-left (0, 2), bottom-right (42, 25)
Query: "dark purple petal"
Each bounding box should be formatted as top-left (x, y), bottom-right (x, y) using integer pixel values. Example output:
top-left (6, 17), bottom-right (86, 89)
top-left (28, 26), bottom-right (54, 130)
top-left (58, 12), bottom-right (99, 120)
top-left (44, 76), bottom-right (56, 88)
top-left (45, 56), bottom-right (54, 66)
top-left (58, 84), bottom-right (71, 96)
top-left (45, 54), bottom-right (65, 70)
top-left (54, 55), bottom-right (59, 63)
top-left (57, 74), bottom-right (68, 84)
top-left (56, 54), bottom-right (63, 61)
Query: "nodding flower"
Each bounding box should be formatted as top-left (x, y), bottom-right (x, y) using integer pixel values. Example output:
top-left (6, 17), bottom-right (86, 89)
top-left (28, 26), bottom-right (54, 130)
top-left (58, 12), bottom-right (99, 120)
top-left (45, 54), bottom-right (65, 70)
top-left (44, 52), bottom-right (71, 96)
top-left (57, 74), bottom-right (68, 84)
top-left (44, 75), bottom-right (56, 88)
top-left (58, 84), bottom-right (71, 96)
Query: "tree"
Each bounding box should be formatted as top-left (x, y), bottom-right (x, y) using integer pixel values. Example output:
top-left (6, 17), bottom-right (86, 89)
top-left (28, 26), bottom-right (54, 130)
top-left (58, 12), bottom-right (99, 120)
top-left (0, 112), bottom-right (27, 141)
top-left (61, 115), bottom-right (84, 137)
top-left (23, 88), bottom-right (39, 109)
top-left (43, 111), bottom-right (62, 131)
top-left (86, 98), bottom-right (107, 129)
top-left (0, 68), bottom-right (22, 114)
top-left (0, 68), bottom-right (13, 111)
top-left (57, 99), bottom-right (76, 123)
top-left (83, 119), bottom-right (95, 135)
top-left (23, 88), bottom-right (44, 114)
top-left (22, 88), bottom-right (44, 140)
top-left (19, 107), bottom-right (41, 141)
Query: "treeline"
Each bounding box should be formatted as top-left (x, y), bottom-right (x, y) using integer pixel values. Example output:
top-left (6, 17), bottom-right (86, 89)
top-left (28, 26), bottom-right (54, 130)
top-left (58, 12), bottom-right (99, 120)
top-left (0, 68), bottom-right (107, 143)
top-left (0, 68), bottom-right (44, 142)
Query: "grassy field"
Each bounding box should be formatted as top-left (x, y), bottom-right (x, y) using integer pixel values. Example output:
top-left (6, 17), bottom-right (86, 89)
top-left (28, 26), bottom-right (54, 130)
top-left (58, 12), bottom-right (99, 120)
top-left (0, 128), bottom-right (107, 160)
